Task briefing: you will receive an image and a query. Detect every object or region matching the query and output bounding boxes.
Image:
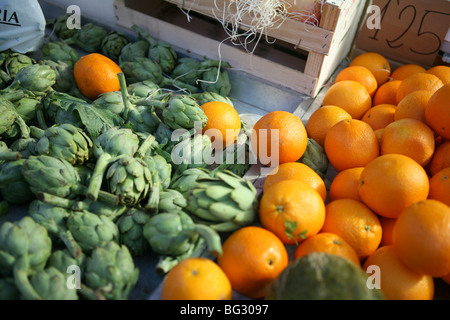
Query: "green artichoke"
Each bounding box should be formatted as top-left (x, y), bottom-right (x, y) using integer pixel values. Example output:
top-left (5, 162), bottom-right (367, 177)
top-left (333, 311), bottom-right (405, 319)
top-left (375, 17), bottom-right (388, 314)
top-left (298, 138), bottom-right (330, 183)
top-left (9, 137), bottom-right (38, 158)
top-left (52, 14), bottom-right (78, 40)
top-left (48, 248), bottom-right (86, 274)
top-left (3, 64), bottom-right (56, 95)
top-left (127, 80), bottom-right (162, 100)
top-left (143, 153), bottom-right (172, 190)
top-left (200, 67), bottom-right (232, 96)
top-left (0, 140), bottom-right (24, 163)
top-left (0, 200), bottom-right (8, 217)
top-left (101, 31), bottom-right (130, 62)
top-left (92, 91), bottom-right (126, 115)
top-left (86, 127), bottom-right (140, 201)
top-left (116, 208), bottom-right (151, 255)
top-left (119, 40), bottom-right (150, 65)
top-left (162, 94), bottom-right (208, 130)
top-left (192, 91), bottom-right (234, 107)
top-left (0, 69), bottom-right (12, 89)
top-left (28, 267), bottom-right (79, 300)
top-left (170, 167), bottom-right (213, 196)
top-left (67, 210), bottom-right (119, 254)
top-left (143, 210), bottom-right (222, 273)
top-left (30, 123), bottom-right (93, 166)
top-left (170, 133), bottom-right (213, 175)
top-left (39, 59), bottom-right (77, 93)
top-left (4, 53), bottom-right (36, 79)
top-left (13, 96), bottom-right (41, 124)
top-left (158, 189), bottom-right (187, 213)
top-left (0, 216), bottom-right (52, 300)
top-left (84, 241), bottom-right (139, 300)
top-left (0, 159), bottom-right (35, 204)
top-left (40, 91), bottom-right (85, 126)
top-left (28, 200), bottom-right (82, 259)
top-left (66, 23), bottom-right (108, 53)
top-left (0, 277), bottom-right (21, 300)
top-left (170, 57), bottom-right (230, 86)
top-left (41, 41), bottom-right (79, 67)
top-left (185, 170), bottom-right (258, 232)
top-left (0, 97), bottom-right (30, 141)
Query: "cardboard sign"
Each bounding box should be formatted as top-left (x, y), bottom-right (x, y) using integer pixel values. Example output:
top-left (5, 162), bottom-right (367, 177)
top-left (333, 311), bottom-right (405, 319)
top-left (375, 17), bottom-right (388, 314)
top-left (356, 0), bottom-right (450, 67)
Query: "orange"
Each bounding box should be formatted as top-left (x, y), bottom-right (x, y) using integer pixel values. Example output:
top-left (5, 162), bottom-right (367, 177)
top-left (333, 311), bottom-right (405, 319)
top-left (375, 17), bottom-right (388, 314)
top-left (73, 53), bottom-right (123, 100)
top-left (425, 84), bottom-right (450, 140)
top-left (381, 118), bottom-right (435, 167)
top-left (324, 119), bottom-right (379, 172)
top-left (251, 111), bottom-right (307, 165)
top-left (373, 80), bottom-right (402, 106)
top-left (394, 90), bottom-right (433, 123)
top-left (374, 128), bottom-right (384, 147)
top-left (305, 105), bottom-right (352, 147)
top-left (263, 162), bottom-right (327, 201)
top-left (216, 226), bottom-right (289, 299)
top-left (358, 154), bottom-right (430, 219)
top-left (160, 257), bottom-right (232, 300)
top-left (429, 141), bottom-right (450, 176)
top-left (390, 64), bottom-right (426, 81)
top-left (259, 180), bottom-right (326, 245)
top-left (293, 232), bottom-right (361, 266)
top-left (349, 52), bottom-right (391, 86)
top-left (322, 80), bottom-right (372, 119)
top-left (428, 167), bottom-right (450, 207)
top-left (426, 65), bottom-right (450, 85)
top-left (335, 65), bottom-right (378, 97)
top-left (393, 199), bottom-right (450, 277)
top-left (363, 245), bottom-right (434, 300)
top-left (442, 272), bottom-right (450, 285)
top-left (328, 166), bottom-right (364, 202)
top-left (379, 217), bottom-right (396, 247)
top-left (320, 198), bottom-right (382, 260)
top-left (396, 72), bottom-right (444, 104)
top-left (361, 104), bottom-right (396, 130)
top-left (201, 101), bottom-right (241, 148)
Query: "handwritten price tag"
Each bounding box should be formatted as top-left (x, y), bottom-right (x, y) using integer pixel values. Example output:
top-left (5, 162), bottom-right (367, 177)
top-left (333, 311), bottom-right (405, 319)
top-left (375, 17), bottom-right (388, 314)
top-left (356, 0), bottom-right (450, 67)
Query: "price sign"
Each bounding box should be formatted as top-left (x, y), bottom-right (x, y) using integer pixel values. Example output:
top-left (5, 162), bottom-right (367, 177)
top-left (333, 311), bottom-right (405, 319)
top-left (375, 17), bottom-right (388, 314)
top-left (356, 0), bottom-right (450, 67)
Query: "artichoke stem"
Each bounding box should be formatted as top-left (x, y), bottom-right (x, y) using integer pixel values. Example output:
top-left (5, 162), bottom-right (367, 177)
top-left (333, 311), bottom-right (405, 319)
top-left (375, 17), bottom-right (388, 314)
top-left (37, 192), bottom-right (90, 211)
top-left (13, 258), bottom-right (42, 300)
top-left (59, 230), bottom-right (83, 259)
top-left (14, 114), bottom-right (30, 139)
top-left (118, 72), bottom-right (131, 122)
top-left (85, 154), bottom-right (112, 201)
top-left (35, 104), bottom-right (48, 130)
top-left (135, 133), bottom-right (156, 158)
top-left (0, 151), bottom-right (22, 162)
top-left (29, 125), bottom-right (45, 139)
top-left (145, 172), bottom-right (160, 209)
top-left (190, 224), bottom-right (223, 257)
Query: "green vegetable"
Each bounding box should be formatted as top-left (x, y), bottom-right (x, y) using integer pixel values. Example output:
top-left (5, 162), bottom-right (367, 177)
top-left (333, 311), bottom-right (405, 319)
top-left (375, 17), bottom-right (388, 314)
top-left (3, 64), bottom-right (56, 95)
top-left (200, 67), bottom-right (232, 96)
top-left (162, 94), bottom-right (208, 130)
top-left (39, 59), bottom-right (77, 94)
top-left (119, 40), bottom-right (150, 65)
top-left (0, 200), bottom-right (8, 217)
top-left (101, 31), bottom-right (130, 61)
top-left (51, 14), bottom-right (78, 40)
top-left (298, 138), bottom-right (330, 185)
top-left (4, 53), bottom-right (36, 79)
top-left (66, 23), bottom-right (108, 53)
top-left (0, 159), bottom-right (35, 204)
top-left (116, 208), bottom-right (151, 255)
top-left (13, 96), bottom-right (41, 124)
top-left (157, 189), bottom-right (187, 213)
top-left (28, 267), bottom-right (79, 300)
top-left (127, 80), bottom-right (162, 100)
top-left (266, 252), bottom-right (386, 300)
top-left (0, 277), bottom-right (21, 300)
top-left (192, 91), bottom-right (234, 107)
top-left (9, 137), bottom-right (38, 158)
top-left (170, 57), bottom-right (230, 87)
top-left (170, 167), bottom-right (213, 196)
top-left (0, 97), bottom-right (30, 141)
top-left (41, 41), bottom-right (79, 67)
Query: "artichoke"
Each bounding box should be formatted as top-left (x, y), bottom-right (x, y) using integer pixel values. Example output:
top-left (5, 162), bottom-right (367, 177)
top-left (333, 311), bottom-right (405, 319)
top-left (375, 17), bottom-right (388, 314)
top-left (116, 208), bottom-right (151, 255)
top-left (0, 277), bottom-right (21, 300)
top-left (48, 248), bottom-right (86, 274)
top-left (0, 200), bottom-right (8, 217)
top-left (41, 41), bottom-right (79, 67)
top-left (13, 96), bottom-right (42, 124)
top-left (84, 241), bottom-right (139, 300)
top-left (298, 138), bottom-right (330, 182)
top-left (86, 127), bottom-right (140, 201)
top-left (157, 189), bottom-right (187, 213)
top-left (0, 159), bottom-right (35, 204)
top-left (28, 200), bottom-right (82, 258)
top-left (127, 80), bottom-right (162, 100)
top-left (92, 91), bottom-right (126, 115)
top-left (51, 14), bottom-right (78, 40)
top-left (0, 97), bottom-right (30, 141)
top-left (67, 210), bottom-right (119, 254)
top-left (28, 267), bottom-right (79, 300)
top-left (9, 137), bottom-right (38, 158)
top-left (66, 22), bottom-right (108, 53)
top-left (4, 53), bottom-right (36, 79)
top-left (0, 140), bottom-right (24, 163)
top-left (185, 170), bottom-right (258, 232)
top-left (162, 94), bottom-right (208, 130)
top-left (39, 59), bottom-right (77, 93)
top-left (0, 216), bottom-right (52, 300)
top-left (192, 91), bottom-right (234, 107)
top-left (119, 40), bottom-right (150, 65)
top-left (143, 153), bottom-right (172, 190)
top-left (30, 123), bottom-right (93, 166)
top-left (170, 167), bottom-right (213, 196)
top-left (0, 69), bottom-right (12, 89)
top-left (3, 64), bottom-right (56, 95)
top-left (101, 31), bottom-right (130, 61)
top-left (143, 210), bottom-right (222, 273)
top-left (200, 67), bottom-right (232, 96)
top-left (40, 91), bottom-right (85, 126)
top-left (170, 57), bottom-right (230, 86)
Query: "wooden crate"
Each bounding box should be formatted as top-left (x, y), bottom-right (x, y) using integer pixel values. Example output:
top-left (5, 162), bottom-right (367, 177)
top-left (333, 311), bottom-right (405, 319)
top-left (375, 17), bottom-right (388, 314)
top-left (116, 0), bottom-right (367, 97)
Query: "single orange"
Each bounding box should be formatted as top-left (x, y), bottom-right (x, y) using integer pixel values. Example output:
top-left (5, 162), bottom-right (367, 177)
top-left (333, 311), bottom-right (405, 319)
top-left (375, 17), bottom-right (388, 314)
top-left (263, 162), bottom-right (327, 202)
top-left (293, 232), bottom-right (361, 266)
top-left (161, 257), bottom-right (232, 300)
top-left (322, 80), bottom-right (372, 119)
top-left (259, 180), bottom-right (326, 245)
top-left (201, 101), bottom-right (241, 148)
top-left (396, 72), bottom-right (444, 104)
top-left (390, 64), bottom-right (426, 81)
top-left (429, 141), bottom-right (450, 176)
top-left (216, 226), bottom-right (289, 299)
top-left (379, 217), bottom-right (396, 247)
top-left (426, 65), bottom-right (450, 85)
top-left (358, 154), bottom-right (430, 219)
top-left (363, 245), bottom-right (434, 300)
top-left (305, 105), bottom-right (352, 147)
top-left (324, 119), bottom-right (379, 172)
top-left (251, 111), bottom-right (307, 166)
top-left (373, 80), bottom-right (402, 106)
top-left (320, 198), bottom-right (382, 260)
top-left (361, 104), bottom-right (396, 130)
top-left (393, 199), bottom-right (450, 277)
top-left (381, 118), bottom-right (435, 167)
top-left (425, 84), bottom-right (450, 140)
top-left (428, 167), bottom-right (450, 207)
top-left (335, 65), bottom-right (378, 97)
top-left (349, 52), bottom-right (391, 86)
top-left (394, 90), bottom-right (433, 123)
top-left (73, 53), bottom-right (123, 100)
top-left (328, 166), bottom-right (364, 202)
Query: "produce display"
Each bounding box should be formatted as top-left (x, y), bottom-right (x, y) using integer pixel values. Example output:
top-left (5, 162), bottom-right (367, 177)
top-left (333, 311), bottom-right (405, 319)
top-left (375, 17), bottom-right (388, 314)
top-left (0, 8), bottom-right (449, 301)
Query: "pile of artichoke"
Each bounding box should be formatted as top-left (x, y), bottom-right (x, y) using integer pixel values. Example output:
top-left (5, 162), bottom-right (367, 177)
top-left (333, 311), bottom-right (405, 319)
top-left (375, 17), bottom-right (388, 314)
top-left (0, 14), bottom-right (276, 300)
